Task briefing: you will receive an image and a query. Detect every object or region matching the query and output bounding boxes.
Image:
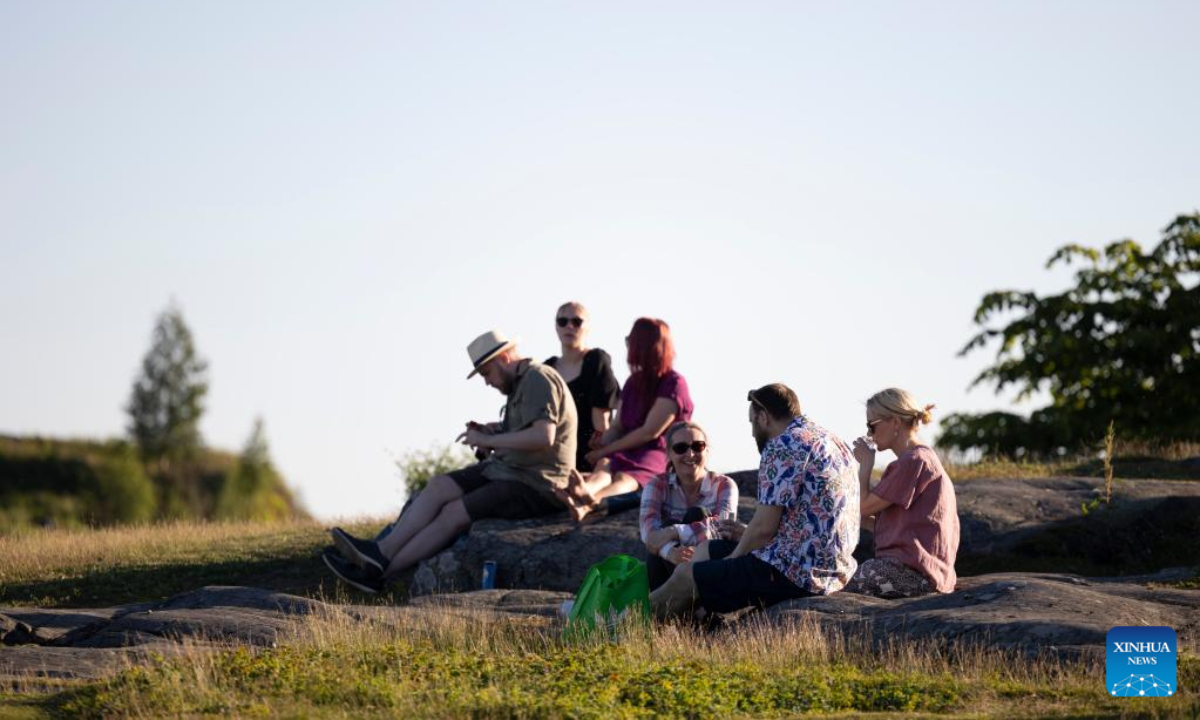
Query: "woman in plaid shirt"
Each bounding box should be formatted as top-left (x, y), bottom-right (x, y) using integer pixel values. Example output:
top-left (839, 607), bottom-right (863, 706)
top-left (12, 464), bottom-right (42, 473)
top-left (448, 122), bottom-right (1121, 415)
top-left (640, 421), bottom-right (739, 590)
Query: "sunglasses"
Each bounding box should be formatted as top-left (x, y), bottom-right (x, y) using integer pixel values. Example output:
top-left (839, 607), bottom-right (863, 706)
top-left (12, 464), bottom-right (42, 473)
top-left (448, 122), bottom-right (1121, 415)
top-left (671, 440), bottom-right (707, 455)
top-left (556, 317), bottom-right (584, 328)
top-left (866, 418), bottom-right (885, 433)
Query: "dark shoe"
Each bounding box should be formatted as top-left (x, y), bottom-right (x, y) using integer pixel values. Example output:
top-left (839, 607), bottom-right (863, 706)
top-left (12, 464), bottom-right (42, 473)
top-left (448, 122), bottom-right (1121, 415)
top-left (322, 549), bottom-right (384, 594)
top-left (331, 526), bottom-right (388, 573)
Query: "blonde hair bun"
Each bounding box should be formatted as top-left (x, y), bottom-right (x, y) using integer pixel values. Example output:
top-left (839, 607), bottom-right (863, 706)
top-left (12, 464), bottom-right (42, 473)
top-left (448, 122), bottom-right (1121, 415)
top-left (867, 389), bottom-right (935, 426)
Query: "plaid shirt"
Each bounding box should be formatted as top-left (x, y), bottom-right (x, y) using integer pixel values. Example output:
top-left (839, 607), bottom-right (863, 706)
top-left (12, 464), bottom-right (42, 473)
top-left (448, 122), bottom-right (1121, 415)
top-left (639, 471), bottom-right (739, 546)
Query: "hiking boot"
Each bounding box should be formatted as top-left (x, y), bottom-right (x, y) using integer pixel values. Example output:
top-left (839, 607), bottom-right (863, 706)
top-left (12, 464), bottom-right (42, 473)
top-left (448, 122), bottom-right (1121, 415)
top-left (322, 548), bottom-right (384, 594)
top-left (331, 526), bottom-right (388, 573)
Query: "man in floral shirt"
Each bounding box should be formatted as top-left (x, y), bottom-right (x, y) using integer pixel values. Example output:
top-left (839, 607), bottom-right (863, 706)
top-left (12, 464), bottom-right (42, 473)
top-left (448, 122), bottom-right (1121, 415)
top-left (651, 383), bottom-right (859, 617)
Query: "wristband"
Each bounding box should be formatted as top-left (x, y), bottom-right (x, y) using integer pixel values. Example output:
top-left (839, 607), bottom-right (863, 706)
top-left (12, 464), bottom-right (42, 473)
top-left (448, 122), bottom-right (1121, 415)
top-left (659, 541), bottom-right (678, 560)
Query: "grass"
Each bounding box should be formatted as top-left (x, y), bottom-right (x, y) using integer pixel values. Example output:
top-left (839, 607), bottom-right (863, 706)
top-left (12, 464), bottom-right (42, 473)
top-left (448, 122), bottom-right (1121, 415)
top-left (0, 518), bottom-right (393, 608)
top-left (7, 605), bottom-right (1194, 718)
top-left (942, 440), bottom-right (1200, 482)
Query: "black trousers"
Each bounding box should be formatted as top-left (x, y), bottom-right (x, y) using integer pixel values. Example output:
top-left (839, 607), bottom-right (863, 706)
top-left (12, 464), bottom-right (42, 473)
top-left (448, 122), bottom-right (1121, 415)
top-left (646, 506), bottom-right (710, 591)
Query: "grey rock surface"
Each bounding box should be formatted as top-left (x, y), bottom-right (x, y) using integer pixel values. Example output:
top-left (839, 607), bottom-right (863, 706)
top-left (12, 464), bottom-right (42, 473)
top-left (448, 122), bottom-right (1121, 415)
top-left (761, 572), bottom-right (1200, 661)
top-left (406, 474), bottom-right (1200, 595)
top-left (0, 587), bottom-right (328, 682)
top-left (952, 477), bottom-right (1200, 554)
top-left (405, 510), bottom-right (645, 596)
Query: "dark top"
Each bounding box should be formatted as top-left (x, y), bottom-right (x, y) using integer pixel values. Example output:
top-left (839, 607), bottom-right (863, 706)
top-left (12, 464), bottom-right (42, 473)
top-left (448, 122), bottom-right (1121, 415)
top-left (544, 348), bottom-right (620, 471)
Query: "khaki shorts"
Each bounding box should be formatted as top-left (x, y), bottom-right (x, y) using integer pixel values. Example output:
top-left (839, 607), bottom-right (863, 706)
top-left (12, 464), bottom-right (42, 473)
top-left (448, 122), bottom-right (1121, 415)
top-left (448, 464), bottom-right (564, 522)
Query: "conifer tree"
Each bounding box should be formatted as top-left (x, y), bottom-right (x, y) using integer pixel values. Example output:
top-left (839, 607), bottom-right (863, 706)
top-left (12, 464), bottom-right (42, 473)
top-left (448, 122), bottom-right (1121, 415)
top-left (126, 304), bottom-right (209, 471)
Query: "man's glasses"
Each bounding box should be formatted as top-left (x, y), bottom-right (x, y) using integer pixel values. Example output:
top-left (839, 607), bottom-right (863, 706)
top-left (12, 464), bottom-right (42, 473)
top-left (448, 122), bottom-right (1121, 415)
top-left (866, 418), bottom-right (885, 434)
top-left (556, 317), bottom-right (584, 328)
top-left (671, 440), bottom-right (707, 455)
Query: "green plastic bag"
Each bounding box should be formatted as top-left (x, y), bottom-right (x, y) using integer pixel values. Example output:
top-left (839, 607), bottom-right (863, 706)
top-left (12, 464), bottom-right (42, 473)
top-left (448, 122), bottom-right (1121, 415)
top-left (564, 554), bottom-right (650, 638)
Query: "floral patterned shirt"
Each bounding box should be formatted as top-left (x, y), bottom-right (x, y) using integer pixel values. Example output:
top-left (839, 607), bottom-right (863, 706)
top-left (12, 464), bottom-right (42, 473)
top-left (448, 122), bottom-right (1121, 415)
top-left (752, 416), bottom-right (860, 594)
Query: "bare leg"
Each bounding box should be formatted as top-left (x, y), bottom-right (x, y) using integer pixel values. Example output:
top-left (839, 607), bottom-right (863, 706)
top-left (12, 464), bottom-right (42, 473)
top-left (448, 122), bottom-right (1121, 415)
top-left (692, 541), bottom-right (712, 563)
top-left (377, 474), bottom-right (464, 558)
top-left (577, 459), bottom-right (614, 497)
top-left (573, 471), bottom-right (640, 522)
top-left (649, 562), bottom-right (699, 620)
top-left (591, 472), bottom-right (639, 501)
top-left (554, 469), bottom-right (601, 522)
top-left (383, 499), bottom-right (471, 578)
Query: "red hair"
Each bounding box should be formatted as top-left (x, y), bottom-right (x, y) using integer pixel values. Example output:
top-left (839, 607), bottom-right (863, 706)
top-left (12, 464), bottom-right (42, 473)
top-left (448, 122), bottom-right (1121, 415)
top-left (626, 317), bottom-right (675, 404)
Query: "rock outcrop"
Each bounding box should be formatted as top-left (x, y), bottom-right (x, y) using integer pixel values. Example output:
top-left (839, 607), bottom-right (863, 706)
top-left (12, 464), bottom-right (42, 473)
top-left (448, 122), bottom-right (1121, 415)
top-left (405, 475), bottom-right (1200, 595)
top-left (762, 571), bottom-right (1200, 661)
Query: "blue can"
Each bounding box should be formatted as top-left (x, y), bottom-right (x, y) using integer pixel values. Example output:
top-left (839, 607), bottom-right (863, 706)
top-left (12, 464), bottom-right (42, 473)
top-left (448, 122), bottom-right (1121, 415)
top-left (481, 560), bottom-right (497, 590)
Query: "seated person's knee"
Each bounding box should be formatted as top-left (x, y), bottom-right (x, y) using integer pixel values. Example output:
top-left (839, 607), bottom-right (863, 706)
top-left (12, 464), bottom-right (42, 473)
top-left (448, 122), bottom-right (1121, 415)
top-left (436, 499), bottom-right (471, 530)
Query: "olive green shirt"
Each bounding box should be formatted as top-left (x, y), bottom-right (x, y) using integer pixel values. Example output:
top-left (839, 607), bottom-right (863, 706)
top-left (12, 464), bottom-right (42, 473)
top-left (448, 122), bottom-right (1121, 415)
top-left (482, 359), bottom-right (578, 498)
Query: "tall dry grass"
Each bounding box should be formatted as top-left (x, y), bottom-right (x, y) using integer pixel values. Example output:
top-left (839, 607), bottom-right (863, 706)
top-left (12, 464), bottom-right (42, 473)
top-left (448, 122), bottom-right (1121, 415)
top-left (49, 598), bottom-right (1158, 718)
top-left (0, 519), bottom-right (324, 587)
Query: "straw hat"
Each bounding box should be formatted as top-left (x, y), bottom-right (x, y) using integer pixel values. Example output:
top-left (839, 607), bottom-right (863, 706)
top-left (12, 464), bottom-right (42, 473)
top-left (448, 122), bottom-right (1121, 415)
top-left (466, 330), bottom-right (517, 378)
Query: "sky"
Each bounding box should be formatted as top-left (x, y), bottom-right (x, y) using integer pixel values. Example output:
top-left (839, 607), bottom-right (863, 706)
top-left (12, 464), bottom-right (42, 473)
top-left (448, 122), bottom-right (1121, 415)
top-left (2, 1), bottom-right (1198, 520)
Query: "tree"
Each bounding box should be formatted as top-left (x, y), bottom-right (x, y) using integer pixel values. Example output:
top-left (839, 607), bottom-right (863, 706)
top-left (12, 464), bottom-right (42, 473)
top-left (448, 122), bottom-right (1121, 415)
top-left (126, 304), bottom-right (209, 470)
top-left (941, 213), bottom-right (1200, 457)
top-left (216, 418), bottom-right (298, 522)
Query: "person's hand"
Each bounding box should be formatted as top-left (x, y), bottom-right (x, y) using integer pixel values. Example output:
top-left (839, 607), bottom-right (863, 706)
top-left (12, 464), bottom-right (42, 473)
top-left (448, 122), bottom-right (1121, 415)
top-left (645, 528), bottom-right (677, 554)
top-left (484, 422), bottom-right (502, 434)
top-left (852, 437), bottom-right (876, 467)
top-left (667, 545), bottom-right (694, 565)
top-left (588, 431), bottom-right (605, 450)
top-left (457, 425), bottom-right (494, 450)
top-left (719, 519), bottom-right (746, 541)
top-left (584, 447), bottom-right (606, 466)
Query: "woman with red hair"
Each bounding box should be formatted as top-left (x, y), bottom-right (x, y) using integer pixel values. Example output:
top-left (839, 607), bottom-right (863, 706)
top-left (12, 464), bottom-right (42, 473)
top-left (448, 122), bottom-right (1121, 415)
top-left (557, 317), bottom-right (694, 521)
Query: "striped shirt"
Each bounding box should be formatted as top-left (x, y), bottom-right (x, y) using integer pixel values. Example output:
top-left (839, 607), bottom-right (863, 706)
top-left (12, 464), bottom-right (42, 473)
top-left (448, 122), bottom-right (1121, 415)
top-left (639, 471), bottom-right (739, 546)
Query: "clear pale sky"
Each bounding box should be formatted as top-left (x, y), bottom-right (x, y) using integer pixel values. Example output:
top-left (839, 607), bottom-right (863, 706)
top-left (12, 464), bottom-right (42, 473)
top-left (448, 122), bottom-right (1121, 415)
top-left (3, 2), bottom-right (1198, 519)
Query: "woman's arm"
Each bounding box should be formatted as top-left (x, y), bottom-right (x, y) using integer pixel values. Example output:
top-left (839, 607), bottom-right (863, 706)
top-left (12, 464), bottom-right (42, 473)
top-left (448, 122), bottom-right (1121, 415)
top-left (678, 476), bottom-right (739, 543)
top-left (597, 405), bottom-right (624, 446)
top-left (590, 397), bottom-right (677, 459)
top-left (852, 438), bottom-right (875, 502)
top-left (861, 492), bottom-right (893, 518)
top-left (591, 407), bottom-right (612, 436)
top-left (639, 477), bottom-right (678, 551)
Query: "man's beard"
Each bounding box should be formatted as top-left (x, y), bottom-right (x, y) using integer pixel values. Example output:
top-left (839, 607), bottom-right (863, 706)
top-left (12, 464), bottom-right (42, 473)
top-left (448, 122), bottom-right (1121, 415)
top-left (753, 424), bottom-right (769, 453)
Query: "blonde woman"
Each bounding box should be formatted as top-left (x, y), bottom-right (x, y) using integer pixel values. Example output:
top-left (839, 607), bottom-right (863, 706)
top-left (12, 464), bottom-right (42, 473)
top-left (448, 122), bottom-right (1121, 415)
top-left (848, 388), bottom-right (959, 598)
top-left (543, 301), bottom-right (619, 473)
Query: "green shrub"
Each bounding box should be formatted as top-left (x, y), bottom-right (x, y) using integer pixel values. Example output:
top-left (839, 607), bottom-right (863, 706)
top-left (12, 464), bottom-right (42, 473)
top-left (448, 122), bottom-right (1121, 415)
top-left (395, 444), bottom-right (474, 497)
top-left (88, 442), bottom-right (156, 524)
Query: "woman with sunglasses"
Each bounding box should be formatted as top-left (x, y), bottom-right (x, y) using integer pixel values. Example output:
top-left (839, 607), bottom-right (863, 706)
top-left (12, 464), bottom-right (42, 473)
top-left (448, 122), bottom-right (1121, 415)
top-left (639, 422), bottom-right (738, 590)
top-left (557, 317), bottom-right (694, 522)
top-left (848, 388), bottom-right (960, 598)
top-left (544, 301), bottom-right (620, 473)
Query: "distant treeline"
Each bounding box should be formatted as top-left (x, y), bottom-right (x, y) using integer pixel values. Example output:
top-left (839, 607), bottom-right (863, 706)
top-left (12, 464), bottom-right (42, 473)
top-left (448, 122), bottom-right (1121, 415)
top-left (0, 434), bottom-right (306, 531)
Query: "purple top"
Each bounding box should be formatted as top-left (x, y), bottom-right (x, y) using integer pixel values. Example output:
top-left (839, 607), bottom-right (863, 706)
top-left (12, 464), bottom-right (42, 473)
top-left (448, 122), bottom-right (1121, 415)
top-left (608, 370), bottom-right (694, 485)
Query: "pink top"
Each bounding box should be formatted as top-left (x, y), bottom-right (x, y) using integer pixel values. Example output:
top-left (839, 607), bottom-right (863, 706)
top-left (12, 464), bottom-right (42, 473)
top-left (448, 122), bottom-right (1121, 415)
top-left (871, 446), bottom-right (959, 593)
top-left (608, 370), bottom-right (694, 484)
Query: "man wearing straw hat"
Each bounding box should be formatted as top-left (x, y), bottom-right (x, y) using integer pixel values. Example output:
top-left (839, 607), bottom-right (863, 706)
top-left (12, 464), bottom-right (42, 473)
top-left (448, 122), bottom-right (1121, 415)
top-left (324, 329), bottom-right (577, 593)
